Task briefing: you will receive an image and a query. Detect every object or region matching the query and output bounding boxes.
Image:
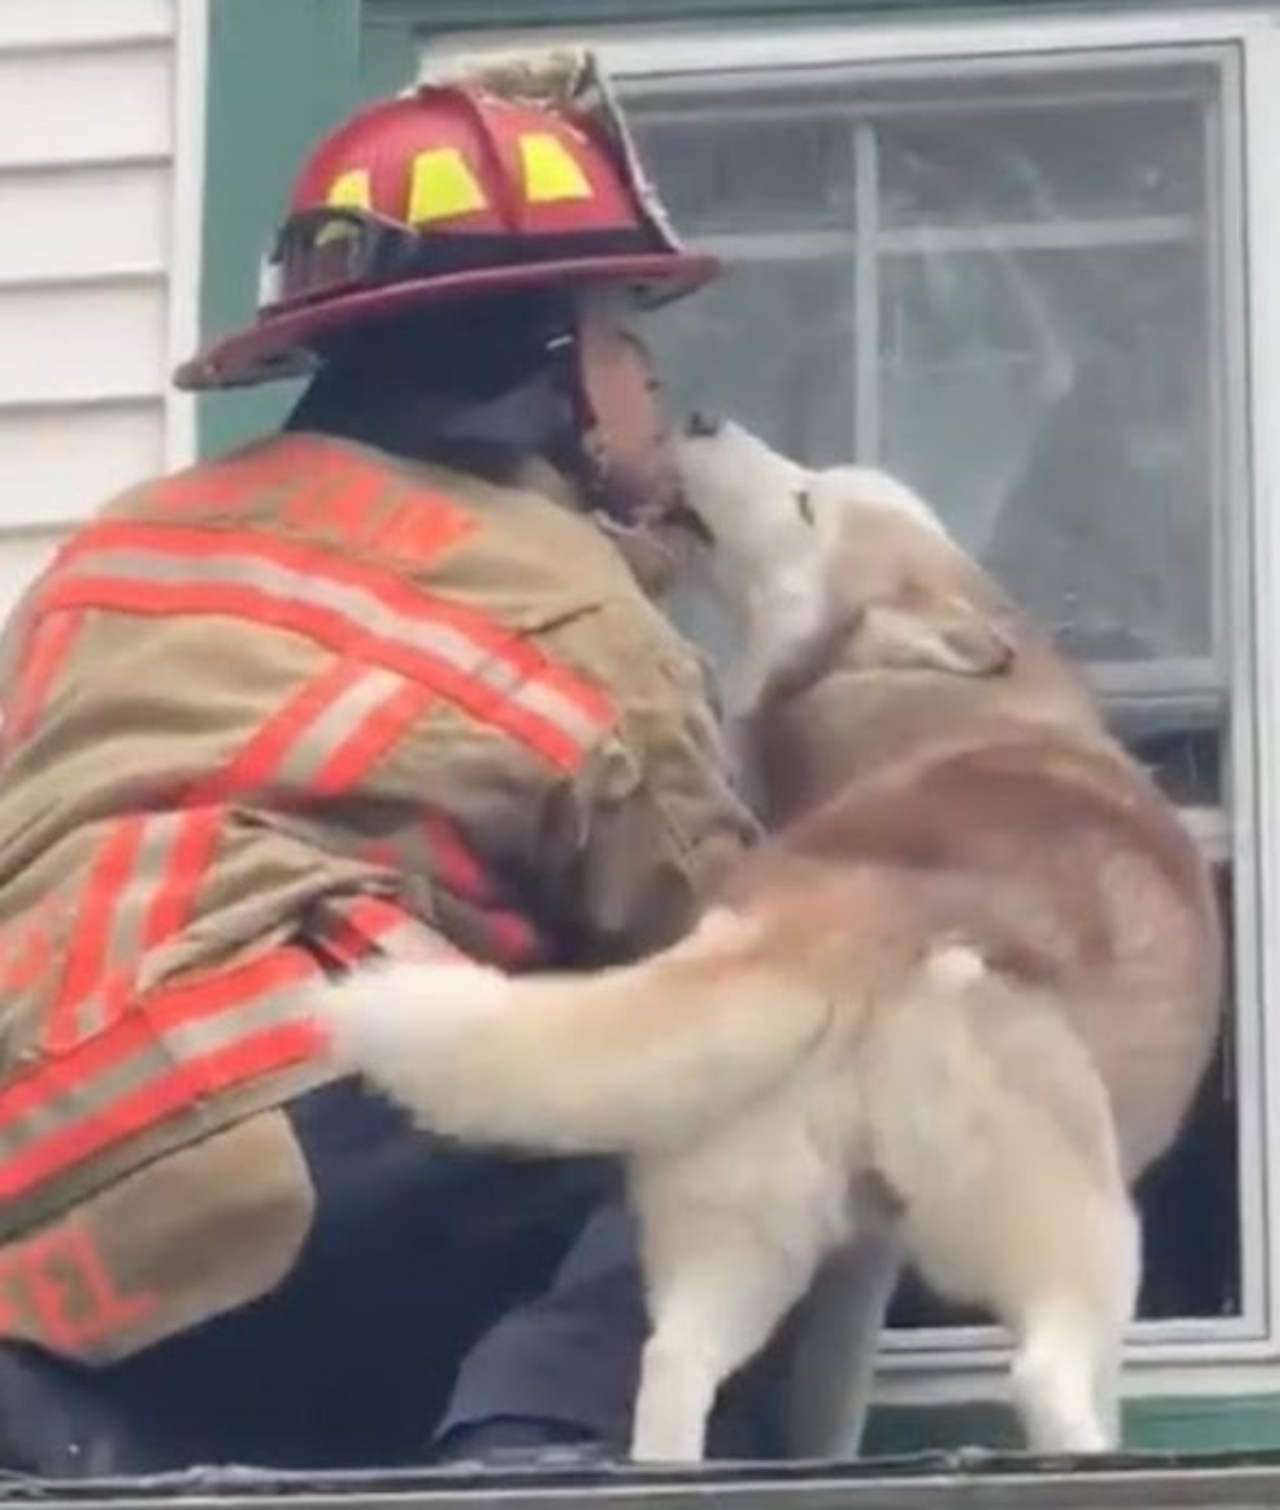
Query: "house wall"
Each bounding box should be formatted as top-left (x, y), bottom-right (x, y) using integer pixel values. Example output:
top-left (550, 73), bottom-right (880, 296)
top-left (0, 0), bottom-right (204, 624)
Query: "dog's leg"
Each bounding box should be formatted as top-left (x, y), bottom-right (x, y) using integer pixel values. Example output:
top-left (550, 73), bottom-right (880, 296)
top-left (1089, 1198), bottom-right (1140, 1445)
top-left (629, 1138), bottom-right (838, 1464)
top-left (1011, 1191), bottom-right (1136, 1455)
top-left (1011, 1303), bottom-right (1118, 1453)
top-left (782, 1230), bottom-right (903, 1460)
top-left (630, 1216), bottom-right (823, 1464)
top-left (1090, 1335), bottom-right (1126, 1449)
top-left (868, 981), bottom-right (1139, 1456)
top-left (1004, 1129), bottom-right (1140, 1454)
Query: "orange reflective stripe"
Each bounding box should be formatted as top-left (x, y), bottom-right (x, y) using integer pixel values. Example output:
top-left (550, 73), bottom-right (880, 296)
top-left (0, 900), bottom-right (463, 1198)
top-left (193, 660), bottom-right (435, 805)
top-left (423, 812), bottom-right (543, 960)
top-left (342, 895), bottom-right (455, 961)
top-left (197, 658), bottom-right (371, 799)
top-left (422, 810), bottom-right (495, 902)
top-left (311, 894), bottom-right (459, 971)
top-left (0, 947), bottom-right (321, 1201)
top-left (0, 897), bottom-right (61, 997)
top-left (389, 812), bottom-right (546, 967)
top-left (4, 610), bottom-right (83, 747)
top-left (46, 818), bottom-right (146, 1051)
top-left (45, 809), bottom-right (225, 1051)
top-left (43, 523), bottom-right (614, 771)
top-left (309, 678), bottom-right (435, 794)
top-left (480, 909), bottom-right (543, 966)
top-left (138, 807), bottom-right (222, 955)
top-left (0, 1023), bottom-right (321, 1203)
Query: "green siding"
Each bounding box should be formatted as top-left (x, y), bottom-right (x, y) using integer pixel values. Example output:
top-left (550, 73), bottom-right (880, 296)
top-left (197, 0), bottom-right (364, 459)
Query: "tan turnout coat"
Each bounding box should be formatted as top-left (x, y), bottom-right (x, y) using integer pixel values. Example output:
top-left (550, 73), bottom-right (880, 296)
top-left (0, 431), bottom-right (754, 1360)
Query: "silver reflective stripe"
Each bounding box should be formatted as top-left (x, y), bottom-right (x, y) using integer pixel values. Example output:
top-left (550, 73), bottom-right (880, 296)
top-left (0, 981), bottom-right (310, 1166)
top-left (316, 894), bottom-right (456, 965)
top-left (71, 814), bottom-right (186, 1042)
top-left (274, 666), bottom-right (409, 789)
top-left (371, 920), bottom-right (458, 963)
top-left (64, 546), bottom-right (607, 755)
top-left (518, 678), bottom-right (604, 744)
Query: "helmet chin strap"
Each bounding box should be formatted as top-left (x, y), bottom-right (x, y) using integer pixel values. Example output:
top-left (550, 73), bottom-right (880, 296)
top-left (368, 297), bottom-right (682, 592)
top-left (550, 299), bottom-right (680, 527)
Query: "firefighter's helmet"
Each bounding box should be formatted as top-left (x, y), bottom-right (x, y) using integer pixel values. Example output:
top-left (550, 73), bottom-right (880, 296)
top-left (175, 75), bottom-right (719, 392)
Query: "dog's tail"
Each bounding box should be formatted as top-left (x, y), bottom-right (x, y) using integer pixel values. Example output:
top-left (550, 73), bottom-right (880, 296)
top-left (310, 909), bottom-right (830, 1156)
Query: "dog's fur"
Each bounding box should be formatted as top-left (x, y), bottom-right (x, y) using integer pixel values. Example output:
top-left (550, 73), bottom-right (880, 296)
top-left (310, 422), bottom-right (1224, 1463)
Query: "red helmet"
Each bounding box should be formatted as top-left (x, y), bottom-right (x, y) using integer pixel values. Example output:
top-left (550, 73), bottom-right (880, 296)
top-left (176, 77), bottom-right (719, 392)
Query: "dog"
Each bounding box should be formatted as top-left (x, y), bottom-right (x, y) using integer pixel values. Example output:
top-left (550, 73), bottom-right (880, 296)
top-left (310, 420), bottom-right (1224, 1463)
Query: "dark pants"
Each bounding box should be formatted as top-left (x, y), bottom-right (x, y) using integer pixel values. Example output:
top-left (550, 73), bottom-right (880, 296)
top-left (0, 1080), bottom-right (648, 1475)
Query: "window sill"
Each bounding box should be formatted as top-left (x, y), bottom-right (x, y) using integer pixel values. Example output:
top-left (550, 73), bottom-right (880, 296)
top-left (864, 1386), bottom-right (1280, 1455)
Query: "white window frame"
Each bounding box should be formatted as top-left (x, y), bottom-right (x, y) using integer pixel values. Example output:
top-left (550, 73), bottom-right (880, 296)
top-left (422, 7), bottom-right (1280, 1406)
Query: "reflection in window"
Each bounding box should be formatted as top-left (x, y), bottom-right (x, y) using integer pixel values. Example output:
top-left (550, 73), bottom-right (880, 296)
top-left (881, 245), bottom-right (1212, 663)
top-left (638, 70), bottom-right (1221, 681)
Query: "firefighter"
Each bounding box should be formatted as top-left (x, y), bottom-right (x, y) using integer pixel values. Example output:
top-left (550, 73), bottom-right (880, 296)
top-left (0, 54), bottom-right (758, 1475)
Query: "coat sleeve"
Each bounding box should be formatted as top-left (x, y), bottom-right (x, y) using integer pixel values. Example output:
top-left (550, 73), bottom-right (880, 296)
top-left (535, 601), bottom-right (762, 965)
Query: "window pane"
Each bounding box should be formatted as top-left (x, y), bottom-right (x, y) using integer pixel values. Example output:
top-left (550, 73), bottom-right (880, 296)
top-left (880, 243), bottom-right (1213, 661)
top-left (629, 63), bottom-right (1221, 674)
top-left (878, 98), bottom-right (1205, 227)
top-left (646, 258), bottom-right (856, 469)
top-left (632, 108), bottom-right (854, 234)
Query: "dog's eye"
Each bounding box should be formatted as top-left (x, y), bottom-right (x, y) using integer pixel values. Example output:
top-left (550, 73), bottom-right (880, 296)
top-left (795, 488), bottom-right (815, 526)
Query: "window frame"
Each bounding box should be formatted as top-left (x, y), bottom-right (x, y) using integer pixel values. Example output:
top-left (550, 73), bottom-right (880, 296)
top-left (419, 6), bottom-right (1280, 1403)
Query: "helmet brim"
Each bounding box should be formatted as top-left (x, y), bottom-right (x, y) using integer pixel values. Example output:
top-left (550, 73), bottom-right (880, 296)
top-left (174, 251), bottom-right (721, 393)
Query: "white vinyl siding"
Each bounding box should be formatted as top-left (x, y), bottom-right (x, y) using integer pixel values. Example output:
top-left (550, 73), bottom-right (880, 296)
top-left (0, 0), bottom-right (204, 618)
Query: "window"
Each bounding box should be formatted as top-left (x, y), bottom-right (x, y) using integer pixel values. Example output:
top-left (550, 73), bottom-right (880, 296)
top-left (637, 62), bottom-right (1226, 700)
top-left (623, 37), bottom-right (1259, 1378)
top-left (425, 11), bottom-right (1280, 1399)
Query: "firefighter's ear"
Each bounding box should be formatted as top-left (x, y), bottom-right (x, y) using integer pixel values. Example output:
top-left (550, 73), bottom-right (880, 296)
top-left (852, 595), bottom-right (1015, 677)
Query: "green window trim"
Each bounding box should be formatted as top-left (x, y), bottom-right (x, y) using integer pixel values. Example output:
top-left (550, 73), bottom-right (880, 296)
top-left (198, 0), bottom-right (364, 460)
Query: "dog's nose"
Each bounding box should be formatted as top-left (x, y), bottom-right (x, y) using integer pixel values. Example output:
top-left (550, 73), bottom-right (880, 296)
top-left (684, 412), bottom-right (723, 438)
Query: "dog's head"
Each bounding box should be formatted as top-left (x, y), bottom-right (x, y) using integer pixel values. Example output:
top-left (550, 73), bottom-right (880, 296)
top-left (672, 417), bottom-right (1015, 709)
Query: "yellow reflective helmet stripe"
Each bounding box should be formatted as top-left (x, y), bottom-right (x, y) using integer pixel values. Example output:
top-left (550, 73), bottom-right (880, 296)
top-left (325, 168), bottom-right (373, 211)
top-left (519, 132), bottom-right (592, 204)
top-left (317, 168), bottom-right (373, 247)
top-left (408, 147), bottom-right (487, 224)
top-left (315, 133), bottom-right (595, 236)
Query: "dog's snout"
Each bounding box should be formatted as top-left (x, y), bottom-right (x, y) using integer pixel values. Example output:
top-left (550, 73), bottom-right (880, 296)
top-left (684, 412), bottom-right (724, 439)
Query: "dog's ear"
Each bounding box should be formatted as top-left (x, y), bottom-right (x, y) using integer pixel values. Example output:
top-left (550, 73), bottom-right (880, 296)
top-left (853, 594), bottom-right (1015, 677)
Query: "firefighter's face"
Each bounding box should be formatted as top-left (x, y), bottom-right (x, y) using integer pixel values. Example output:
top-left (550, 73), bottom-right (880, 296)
top-left (573, 297), bottom-right (680, 526)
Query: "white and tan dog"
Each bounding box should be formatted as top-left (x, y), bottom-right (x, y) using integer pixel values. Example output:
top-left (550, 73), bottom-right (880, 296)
top-left (311, 420), bottom-right (1223, 1464)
